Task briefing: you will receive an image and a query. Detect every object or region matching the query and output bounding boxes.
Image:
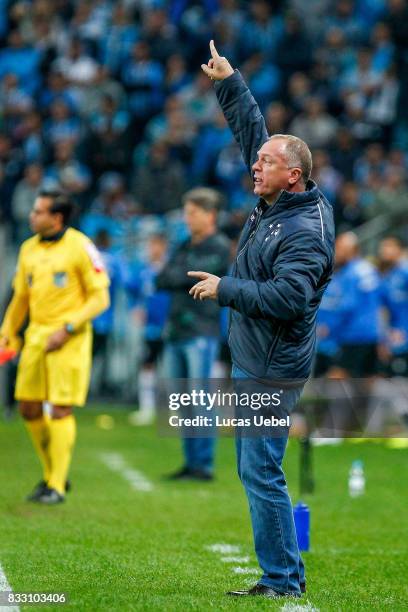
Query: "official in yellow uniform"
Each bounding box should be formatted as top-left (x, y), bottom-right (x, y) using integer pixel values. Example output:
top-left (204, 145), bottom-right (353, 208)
top-left (0, 191), bottom-right (110, 504)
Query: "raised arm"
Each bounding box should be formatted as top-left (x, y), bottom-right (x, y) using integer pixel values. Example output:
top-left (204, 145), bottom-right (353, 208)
top-left (201, 40), bottom-right (269, 174)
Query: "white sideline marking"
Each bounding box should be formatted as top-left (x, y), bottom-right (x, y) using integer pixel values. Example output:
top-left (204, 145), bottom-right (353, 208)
top-left (221, 556), bottom-right (250, 564)
top-left (0, 563), bottom-right (19, 611)
top-left (232, 567), bottom-right (260, 575)
top-left (205, 543), bottom-right (241, 554)
top-left (99, 452), bottom-right (154, 492)
top-left (281, 602), bottom-right (319, 612)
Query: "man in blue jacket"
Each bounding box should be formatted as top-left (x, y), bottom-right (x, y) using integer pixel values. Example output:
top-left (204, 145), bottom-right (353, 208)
top-left (378, 236), bottom-right (408, 375)
top-left (329, 232), bottom-right (381, 378)
top-left (188, 42), bottom-right (335, 599)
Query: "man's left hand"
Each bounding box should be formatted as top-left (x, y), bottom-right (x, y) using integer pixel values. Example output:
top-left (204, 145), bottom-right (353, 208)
top-left (46, 328), bottom-right (71, 352)
top-left (188, 271), bottom-right (221, 301)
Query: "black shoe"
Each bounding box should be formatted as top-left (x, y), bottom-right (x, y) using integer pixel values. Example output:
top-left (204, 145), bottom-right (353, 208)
top-left (164, 466), bottom-right (193, 480)
top-left (26, 479), bottom-right (48, 501)
top-left (300, 581), bottom-right (306, 594)
top-left (227, 584), bottom-right (301, 598)
top-left (189, 469), bottom-right (214, 481)
top-left (27, 479), bottom-right (71, 501)
top-left (35, 486), bottom-right (65, 505)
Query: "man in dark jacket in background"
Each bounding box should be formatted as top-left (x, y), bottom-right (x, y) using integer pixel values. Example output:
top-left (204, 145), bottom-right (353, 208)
top-left (156, 187), bottom-right (230, 480)
top-left (189, 42), bottom-right (335, 598)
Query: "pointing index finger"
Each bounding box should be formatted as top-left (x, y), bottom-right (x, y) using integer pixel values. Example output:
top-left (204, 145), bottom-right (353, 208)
top-left (188, 271), bottom-right (209, 279)
top-left (210, 39), bottom-right (220, 59)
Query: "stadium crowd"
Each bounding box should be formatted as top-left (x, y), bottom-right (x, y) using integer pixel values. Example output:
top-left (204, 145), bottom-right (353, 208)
top-left (0, 0), bottom-right (408, 404)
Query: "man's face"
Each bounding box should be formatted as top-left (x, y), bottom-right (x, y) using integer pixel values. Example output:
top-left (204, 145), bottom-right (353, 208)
top-left (252, 138), bottom-right (300, 201)
top-left (148, 237), bottom-right (167, 262)
top-left (184, 201), bottom-right (215, 236)
top-left (378, 239), bottom-right (402, 265)
top-left (335, 233), bottom-right (358, 266)
top-left (30, 197), bottom-right (61, 236)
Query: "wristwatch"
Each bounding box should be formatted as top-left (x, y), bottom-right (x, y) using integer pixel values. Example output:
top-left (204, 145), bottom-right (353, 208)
top-left (65, 323), bottom-right (75, 334)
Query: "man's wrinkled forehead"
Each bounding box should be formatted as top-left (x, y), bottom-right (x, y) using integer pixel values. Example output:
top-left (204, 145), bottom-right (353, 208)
top-left (257, 137), bottom-right (287, 160)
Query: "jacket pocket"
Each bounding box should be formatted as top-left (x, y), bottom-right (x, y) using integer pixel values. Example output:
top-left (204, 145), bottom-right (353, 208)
top-left (265, 326), bottom-right (283, 368)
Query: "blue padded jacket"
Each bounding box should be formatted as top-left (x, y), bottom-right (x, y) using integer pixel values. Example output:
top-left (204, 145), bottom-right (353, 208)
top-left (215, 71), bottom-right (335, 382)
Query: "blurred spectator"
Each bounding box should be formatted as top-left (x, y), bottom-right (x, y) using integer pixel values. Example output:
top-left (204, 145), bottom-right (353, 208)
top-left (354, 143), bottom-right (387, 185)
top-left (265, 101), bottom-right (289, 135)
top-left (0, 73), bottom-right (33, 132)
top-left (325, 0), bottom-right (366, 45)
top-left (179, 70), bottom-right (218, 126)
top-left (329, 232), bottom-right (381, 378)
top-left (384, 0), bottom-right (408, 66)
top-left (274, 12), bottom-right (312, 82)
top-left (13, 111), bottom-right (45, 165)
top-left (87, 93), bottom-right (131, 177)
top-left (121, 40), bottom-right (164, 139)
top-left (237, 0), bottom-right (282, 62)
top-left (156, 188), bottom-right (230, 480)
top-left (0, 132), bottom-right (23, 222)
top-left (92, 171), bottom-right (138, 220)
top-left (79, 65), bottom-right (126, 119)
top-left (44, 98), bottom-right (81, 147)
top-left (99, 3), bottom-right (139, 75)
top-left (125, 233), bottom-right (170, 425)
top-left (378, 236), bottom-right (408, 374)
top-left (143, 8), bottom-right (178, 64)
top-left (315, 270), bottom-right (342, 377)
top-left (0, 29), bottom-right (41, 95)
top-left (11, 162), bottom-right (43, 243)
top-left (371, 22), bottom-right (395, 72)
top-left (311, 150), bottom-right (342, 202)
top-left (290, 97), bottom-right (338, 149)
top-left (241, 52), bottom-right (280, 111)
top-left (45, 140), bottom-right (91, 200)
top-left (286, 72), bottom-right (312, 114)
top-left (92, 229), bottom-right (123, 396)
top-left (330, 128), bottom-right (360, 180)
top-left (334, 181), bottom-right (365, 232)
top-left (363, 168), bottom-right (408, 223)
top-left (53, 37), bottom-right (99, 87)
top-left (164, 53), bottom-right (191, 95)
top-left (191, 111), bottom-right (231, 184)
top-left (38, 69), bottom-right (78, 114)
top-left (132, 140), bottom-right (186, 214)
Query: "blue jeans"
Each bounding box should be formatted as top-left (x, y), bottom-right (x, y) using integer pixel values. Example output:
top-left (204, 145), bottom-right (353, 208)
top-left (162, 337), bottom-right (218, 473)
top-left (232, 364), bottom-right (305, 594)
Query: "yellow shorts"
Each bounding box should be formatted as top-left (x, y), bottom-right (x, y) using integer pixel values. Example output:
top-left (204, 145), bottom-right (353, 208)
top-left (15, 323), bottom-right (92, 406)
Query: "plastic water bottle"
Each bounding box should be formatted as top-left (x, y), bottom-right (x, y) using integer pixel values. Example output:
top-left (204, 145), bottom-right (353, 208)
top-left (293, 502), bottom-right (310, 551)
top-left (348, 460), bottom-right (365, 497)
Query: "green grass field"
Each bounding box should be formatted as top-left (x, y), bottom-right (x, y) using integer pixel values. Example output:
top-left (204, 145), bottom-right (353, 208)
top-left (1, 405), bottom-right (407, 611)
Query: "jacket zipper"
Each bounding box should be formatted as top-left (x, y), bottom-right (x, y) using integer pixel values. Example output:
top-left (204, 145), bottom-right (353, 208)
top-left (236, 191), bottom-right (284, 263)
top-left (228, 192), bottom-right (284, 343)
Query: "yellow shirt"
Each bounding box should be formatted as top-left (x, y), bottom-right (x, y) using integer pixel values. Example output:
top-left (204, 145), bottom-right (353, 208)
top-left (12, 228), bottom-right (110, 328)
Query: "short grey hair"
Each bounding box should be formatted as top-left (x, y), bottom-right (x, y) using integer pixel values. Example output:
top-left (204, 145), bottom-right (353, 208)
top-left (269, 134), bottom-right (313, 184)
top-left (182, 187), bottom-right (222, 212)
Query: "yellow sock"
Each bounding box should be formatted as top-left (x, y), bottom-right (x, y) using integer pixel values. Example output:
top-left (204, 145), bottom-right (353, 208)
top-left (47, 415), bottom-right (77, 495)
top-left (24, 417), bottom-right (52, 483)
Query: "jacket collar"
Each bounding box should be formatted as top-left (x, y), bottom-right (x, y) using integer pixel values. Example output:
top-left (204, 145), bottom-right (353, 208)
top-left (260, 180), bottom-right (320, 217)
top-left (39, 228), bottom-right (67, 242)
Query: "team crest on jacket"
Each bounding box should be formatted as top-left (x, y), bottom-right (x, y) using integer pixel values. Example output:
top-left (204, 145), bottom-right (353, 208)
top-left (53, 271), bottom-right (67, 287)
top-left (265, 223), bottom-right (282, 241)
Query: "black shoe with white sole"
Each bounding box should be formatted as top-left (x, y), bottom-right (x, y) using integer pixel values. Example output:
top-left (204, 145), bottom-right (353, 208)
top-left (27, 479), bottom-right (71, 502)
top-left (227, 584), bottom-right (301, 598)
top-left (35, 486), bottom-right (65, 505)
